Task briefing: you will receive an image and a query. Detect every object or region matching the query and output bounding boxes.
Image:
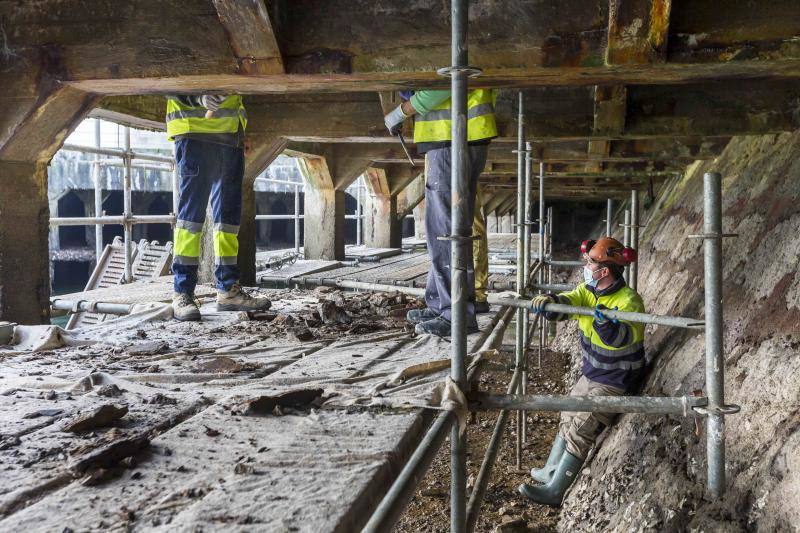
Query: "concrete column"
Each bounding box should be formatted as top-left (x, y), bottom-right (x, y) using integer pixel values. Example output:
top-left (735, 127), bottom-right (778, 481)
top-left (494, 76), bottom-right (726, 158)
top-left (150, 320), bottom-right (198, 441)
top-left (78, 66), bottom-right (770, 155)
top-left (304, 185), bottom-right (345, 260)
top-left (364, 192), bottom-right (401, 248)
top-left (238, 135), bottom-right (287, 285)
top-left (0, 161), bottom-right (50, 324)
top-left (413, 201), bottom-right (426, 240)
top-left (297, 157), bottom-right (346, 260)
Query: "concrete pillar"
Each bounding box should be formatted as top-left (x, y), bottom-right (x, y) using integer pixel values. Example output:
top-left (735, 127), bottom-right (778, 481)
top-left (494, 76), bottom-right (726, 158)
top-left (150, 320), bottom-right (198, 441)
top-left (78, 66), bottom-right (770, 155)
top-left (297, 157), bottom-right (346, 260)
top-left (238, 135), bottom-right (287, 285)
top-left (364, 192), bottom-right (401, 248)
top-left (414, 201), bottom-right (426, 240)
top-left (0, 161), bottom-right (50, 324)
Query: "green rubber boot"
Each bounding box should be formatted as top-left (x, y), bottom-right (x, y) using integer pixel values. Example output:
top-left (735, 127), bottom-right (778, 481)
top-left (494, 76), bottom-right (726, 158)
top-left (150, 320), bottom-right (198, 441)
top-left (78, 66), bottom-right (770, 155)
top-left (530, 434), bottom-right (566, 483)
top-left (519, 451), bottom-right (584, 507)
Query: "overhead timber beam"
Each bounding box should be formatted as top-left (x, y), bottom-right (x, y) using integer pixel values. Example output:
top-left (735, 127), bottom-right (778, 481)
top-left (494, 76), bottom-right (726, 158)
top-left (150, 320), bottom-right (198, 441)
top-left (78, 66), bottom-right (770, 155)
top-left (211, 0), bottom-right (284, 74)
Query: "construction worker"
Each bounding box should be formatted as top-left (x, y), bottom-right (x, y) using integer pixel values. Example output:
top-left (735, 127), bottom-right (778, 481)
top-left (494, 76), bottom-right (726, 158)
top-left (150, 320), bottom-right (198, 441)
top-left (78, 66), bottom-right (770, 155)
top-left (519, 236), bottom-right (644, 506)
top-left (166, 94), bottom-right (271, 321)
top-left (472, 185), bottom-right (490, 313)
top-left (384, 89), bottom-right (498, 336)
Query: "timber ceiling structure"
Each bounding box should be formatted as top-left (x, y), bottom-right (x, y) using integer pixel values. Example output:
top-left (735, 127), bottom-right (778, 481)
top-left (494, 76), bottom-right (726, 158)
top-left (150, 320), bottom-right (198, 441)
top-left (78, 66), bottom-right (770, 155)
top-left (2, 0), bottom-right (800, 321)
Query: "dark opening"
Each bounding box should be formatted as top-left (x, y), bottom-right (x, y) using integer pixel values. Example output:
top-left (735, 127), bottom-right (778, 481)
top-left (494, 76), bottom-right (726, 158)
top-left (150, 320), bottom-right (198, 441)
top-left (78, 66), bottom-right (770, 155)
top-left (52, 260), bottom-right (91, 295)
top-left (344, 192), bottom-right (358, 245)
top-left (143, 193), bottom-right (172, 244)
top-left (57, 192), bottom-right (88, 248)
top-left (102, 191), bottom-right (124, 245)
top-left (402, 216), bottom-right (415, 239)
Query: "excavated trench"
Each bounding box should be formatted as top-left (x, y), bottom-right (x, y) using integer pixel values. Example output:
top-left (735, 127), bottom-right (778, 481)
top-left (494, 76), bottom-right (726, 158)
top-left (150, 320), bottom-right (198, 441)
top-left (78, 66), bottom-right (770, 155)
top-left (400, 132), bottom-right (800, 532)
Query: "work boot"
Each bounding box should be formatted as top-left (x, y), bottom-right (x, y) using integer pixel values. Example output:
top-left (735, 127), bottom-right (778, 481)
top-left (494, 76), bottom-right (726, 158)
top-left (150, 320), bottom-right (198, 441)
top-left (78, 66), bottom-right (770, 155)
top-left (530, 434), bottom-right (566, 483)
top-left (407, 308), bottom-right (439, 324)
top-left (172, 292), bottom-right (201, 322)
top-left (519, 451), bottom-right (584, 507)
top-left (216, 284), bottom-right (272, 312)
top-left (415, 317), bottom-right (479, 337)
top-left (474, 300), bottom-right (491, 314)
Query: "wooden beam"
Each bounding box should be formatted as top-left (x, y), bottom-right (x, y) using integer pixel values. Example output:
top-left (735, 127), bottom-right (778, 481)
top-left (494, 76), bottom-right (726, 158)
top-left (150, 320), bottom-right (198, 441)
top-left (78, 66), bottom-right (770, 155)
top-left (211, 0), bottom-right (284, 75)
top-left (606, 0), bottom-right (672, 65)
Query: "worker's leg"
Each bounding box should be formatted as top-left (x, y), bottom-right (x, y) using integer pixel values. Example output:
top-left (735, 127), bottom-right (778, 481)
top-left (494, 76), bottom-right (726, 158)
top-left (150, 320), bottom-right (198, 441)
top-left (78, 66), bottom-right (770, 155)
top-left (472, 184), bottom-right (489, 305)
top-left (423, 146), bottom-right (479, 328)
top-left (559, 375), bottom-right (625, 459)
top-left (172, 138), bottom-right (215, 295)
top-left (209, 143), bottom-right (244, 291)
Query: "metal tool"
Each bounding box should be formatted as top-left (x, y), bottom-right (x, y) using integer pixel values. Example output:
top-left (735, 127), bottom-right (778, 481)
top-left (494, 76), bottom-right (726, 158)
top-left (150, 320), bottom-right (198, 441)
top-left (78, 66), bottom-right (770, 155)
top-left (396, 132), bottom-right (416, 167)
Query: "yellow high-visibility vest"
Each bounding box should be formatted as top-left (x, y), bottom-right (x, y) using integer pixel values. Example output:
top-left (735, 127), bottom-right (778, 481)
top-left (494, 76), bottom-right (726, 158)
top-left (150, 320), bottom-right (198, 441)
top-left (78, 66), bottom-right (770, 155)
top-left (413, 89), bottom-right (498, 144)
top-left (166, 96), bottom-right (247, 141)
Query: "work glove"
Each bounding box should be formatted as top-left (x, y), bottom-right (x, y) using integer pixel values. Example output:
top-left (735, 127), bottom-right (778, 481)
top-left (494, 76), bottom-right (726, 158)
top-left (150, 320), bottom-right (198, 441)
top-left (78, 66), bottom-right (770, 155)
top-left (531, 294), bottom-right (555, 314)
top-left (593, 304), bottom-right (619, 325)
top-left (384, 104), bottom-right (408, 135)
top-left (200, 94), bottom-right (227, 112)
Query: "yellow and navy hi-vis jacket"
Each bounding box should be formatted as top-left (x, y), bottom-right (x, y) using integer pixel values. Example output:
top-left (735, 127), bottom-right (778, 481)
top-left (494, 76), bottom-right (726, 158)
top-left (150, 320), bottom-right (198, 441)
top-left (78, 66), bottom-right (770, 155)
top-left (413, 89), bottom-right (498, 146)
top-left (165, 95), bottom-right (247, 141)
top-left (548, 278), bottom-right (646, 392)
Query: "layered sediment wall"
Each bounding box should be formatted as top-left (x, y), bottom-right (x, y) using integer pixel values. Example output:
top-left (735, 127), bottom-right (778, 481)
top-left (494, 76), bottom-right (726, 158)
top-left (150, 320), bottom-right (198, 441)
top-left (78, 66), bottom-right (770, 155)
top-left (553, 132), bottom-right (800, 531)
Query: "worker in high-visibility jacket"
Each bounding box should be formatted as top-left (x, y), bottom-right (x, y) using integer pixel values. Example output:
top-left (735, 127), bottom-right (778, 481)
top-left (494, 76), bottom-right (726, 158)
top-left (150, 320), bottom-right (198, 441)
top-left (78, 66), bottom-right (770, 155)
top-left (519, 236), bottom-right (645, 506)
top-left (384, 89), bottom-right (498, 337)
top-left (166, 94), bottom-right (270, 321)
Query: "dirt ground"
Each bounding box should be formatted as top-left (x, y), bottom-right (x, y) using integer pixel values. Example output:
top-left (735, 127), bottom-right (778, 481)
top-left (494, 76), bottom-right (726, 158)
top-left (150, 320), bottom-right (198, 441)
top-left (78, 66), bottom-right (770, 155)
top-left (397, 339), bottom-right (570, 533)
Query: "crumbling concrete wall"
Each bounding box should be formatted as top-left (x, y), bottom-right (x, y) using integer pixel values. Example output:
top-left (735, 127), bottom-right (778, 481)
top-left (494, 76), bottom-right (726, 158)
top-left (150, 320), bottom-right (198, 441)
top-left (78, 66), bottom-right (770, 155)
top-left (552, 132), bottom-right (800, 531)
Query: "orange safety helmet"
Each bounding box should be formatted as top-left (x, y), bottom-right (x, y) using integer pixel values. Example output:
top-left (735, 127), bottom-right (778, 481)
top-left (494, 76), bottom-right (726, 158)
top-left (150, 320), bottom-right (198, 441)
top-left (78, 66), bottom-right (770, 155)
top-left (580, 237), bottom-right (637, 266)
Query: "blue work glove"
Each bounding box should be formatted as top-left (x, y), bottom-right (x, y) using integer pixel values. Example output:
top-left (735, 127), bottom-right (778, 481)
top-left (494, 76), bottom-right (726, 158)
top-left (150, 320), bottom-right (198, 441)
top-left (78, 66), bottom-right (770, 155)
top-left (593, 304), bottom-right (619, 325)
top-left (531, 294), bottom-right (555, 314)
top-left (384, 105), bottom-right (408, 135)
top-left (399, 90), bottom-right (414, 101)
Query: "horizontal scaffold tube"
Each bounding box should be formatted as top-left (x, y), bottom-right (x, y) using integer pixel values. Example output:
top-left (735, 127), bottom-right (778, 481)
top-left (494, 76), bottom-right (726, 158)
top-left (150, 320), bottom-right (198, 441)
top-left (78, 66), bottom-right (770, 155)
top-left (51, 299), bottom-right (133, 315)
top-left (264, 276), bottom-right (703, 329)
top-left (470, 393), bottom-right (708, 416)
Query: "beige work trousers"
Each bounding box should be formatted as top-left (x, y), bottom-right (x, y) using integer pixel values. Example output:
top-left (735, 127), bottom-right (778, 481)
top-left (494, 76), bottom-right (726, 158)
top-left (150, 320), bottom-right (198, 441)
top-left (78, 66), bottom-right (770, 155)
top-left (559, 375), bottom-right (625, 459)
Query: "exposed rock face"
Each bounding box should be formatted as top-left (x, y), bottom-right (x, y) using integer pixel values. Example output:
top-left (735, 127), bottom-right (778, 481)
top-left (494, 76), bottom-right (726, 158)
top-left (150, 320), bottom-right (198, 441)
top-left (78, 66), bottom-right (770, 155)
top-left (554, 133), bottom-right (800, 532)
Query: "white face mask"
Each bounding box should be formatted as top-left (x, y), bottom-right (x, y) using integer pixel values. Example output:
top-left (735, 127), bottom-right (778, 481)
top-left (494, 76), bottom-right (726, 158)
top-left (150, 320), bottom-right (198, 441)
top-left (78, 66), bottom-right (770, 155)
top-left (583, 266), bottom-right (603, 288)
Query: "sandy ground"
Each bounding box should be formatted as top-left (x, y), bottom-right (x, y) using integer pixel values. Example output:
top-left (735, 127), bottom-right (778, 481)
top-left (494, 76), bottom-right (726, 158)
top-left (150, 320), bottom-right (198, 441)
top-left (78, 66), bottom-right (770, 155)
top-left (396, 339), bottom-right (571, 533)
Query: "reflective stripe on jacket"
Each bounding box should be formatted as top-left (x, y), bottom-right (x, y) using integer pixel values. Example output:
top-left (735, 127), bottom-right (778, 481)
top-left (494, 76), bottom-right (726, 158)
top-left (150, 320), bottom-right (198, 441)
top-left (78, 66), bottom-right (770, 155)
top-left (413, 89), bottom-right (498, 144)
top-left (166, 96), bottom-right (247, 141)
top-left (554, 281), bottom-right (646, 391)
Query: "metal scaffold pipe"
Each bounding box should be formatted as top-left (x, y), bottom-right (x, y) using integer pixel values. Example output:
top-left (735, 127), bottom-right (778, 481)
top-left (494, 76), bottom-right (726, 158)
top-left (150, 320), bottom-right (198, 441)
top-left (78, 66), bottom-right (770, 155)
top-left (448, 0), bottom-right (470, 529)
top-left (606, 198), bottom-right (613, 236)
top-left (514, 91), bottom-right (526, 469)
top-left (471, 393), bottom-right (708, 415)
top-left (703, 171), bottom-right (727, 497)
top-left (622, 209), bottom-right (631, 283)
top-left (122, 126), bottom-right (133, 283)
top-left (630, 189), bottom-right (640, 290)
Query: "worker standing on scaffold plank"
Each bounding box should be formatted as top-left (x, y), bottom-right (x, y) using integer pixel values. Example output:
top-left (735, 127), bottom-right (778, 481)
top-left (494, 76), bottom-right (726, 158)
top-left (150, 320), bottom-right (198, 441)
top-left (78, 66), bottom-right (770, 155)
top-left (383, 89), bottom-right (498, 337)
top-left (520, 236), bottom-right (644, 506)
top-left (166, 95), bottom-right (271, 321)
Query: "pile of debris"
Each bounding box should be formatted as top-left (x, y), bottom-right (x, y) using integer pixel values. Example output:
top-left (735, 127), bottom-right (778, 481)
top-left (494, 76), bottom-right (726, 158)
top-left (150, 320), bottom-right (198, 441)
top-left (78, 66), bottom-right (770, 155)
top-left (244, 288), bottom-right (422, 342)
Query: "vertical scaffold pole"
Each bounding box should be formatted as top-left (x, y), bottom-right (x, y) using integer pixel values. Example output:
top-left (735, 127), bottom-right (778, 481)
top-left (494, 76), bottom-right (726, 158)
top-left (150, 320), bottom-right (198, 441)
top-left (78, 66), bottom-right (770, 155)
top-left (356, 178), bottom-right (362, 247)
top-left (122, 126), bottom-right (133, 283)
top-left (537, 161), bottom-right (545, 368)
top-left (630, 189), bottom-right (639, 290)
top-left (448, 0), bottom-right (469, 529)
top-left (171, 166), bottom-right (179, 230)
top-left (606, 198), bottom-right (613, 236)
top-left (521, 140), bottom-right (533, 444)
top-left (622, 209), bottom-right (630, 283)
top-left (93, 120), bottom-right (103, 262)
top-left (294, 184), bottom-right (301, 253)
top-left (514, 92), bottom-right (525, 469)
top-left (704, 171), bottom-right (726, 497)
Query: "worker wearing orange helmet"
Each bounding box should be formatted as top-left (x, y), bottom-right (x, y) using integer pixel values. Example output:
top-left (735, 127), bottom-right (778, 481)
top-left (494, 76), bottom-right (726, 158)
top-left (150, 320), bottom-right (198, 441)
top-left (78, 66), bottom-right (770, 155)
top-left (519, 236), bottom-right (645, 506)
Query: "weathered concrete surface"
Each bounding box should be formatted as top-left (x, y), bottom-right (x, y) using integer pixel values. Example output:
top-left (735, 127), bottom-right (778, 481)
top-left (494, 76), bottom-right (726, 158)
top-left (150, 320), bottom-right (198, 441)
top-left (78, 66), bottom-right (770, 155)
top-left (551, 132), bottom-right (800, 531)
top-left (0, 161), bottom-right (50, 324)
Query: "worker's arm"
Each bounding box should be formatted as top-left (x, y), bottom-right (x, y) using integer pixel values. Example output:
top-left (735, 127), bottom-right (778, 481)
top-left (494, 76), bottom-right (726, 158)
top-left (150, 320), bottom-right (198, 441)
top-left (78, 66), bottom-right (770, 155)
top-left (385, 90), bottom-right (452, 134)
top-left (540, 285), bottom-right (589, 321)
top-left (405, 90), bottom-right (452, 116)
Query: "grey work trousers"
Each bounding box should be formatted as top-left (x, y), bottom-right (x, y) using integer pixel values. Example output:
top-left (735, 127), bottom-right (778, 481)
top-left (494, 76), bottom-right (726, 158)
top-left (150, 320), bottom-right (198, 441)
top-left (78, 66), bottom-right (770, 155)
top-left (559, 375), bottom-right (625, 459)
top-left (423, 144), bottom-right (489, 327)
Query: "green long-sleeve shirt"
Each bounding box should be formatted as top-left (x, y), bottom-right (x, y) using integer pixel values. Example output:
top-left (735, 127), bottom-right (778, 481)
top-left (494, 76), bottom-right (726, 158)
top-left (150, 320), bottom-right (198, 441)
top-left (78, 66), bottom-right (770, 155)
top-left (410, 90), bottom-right (452, 115)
